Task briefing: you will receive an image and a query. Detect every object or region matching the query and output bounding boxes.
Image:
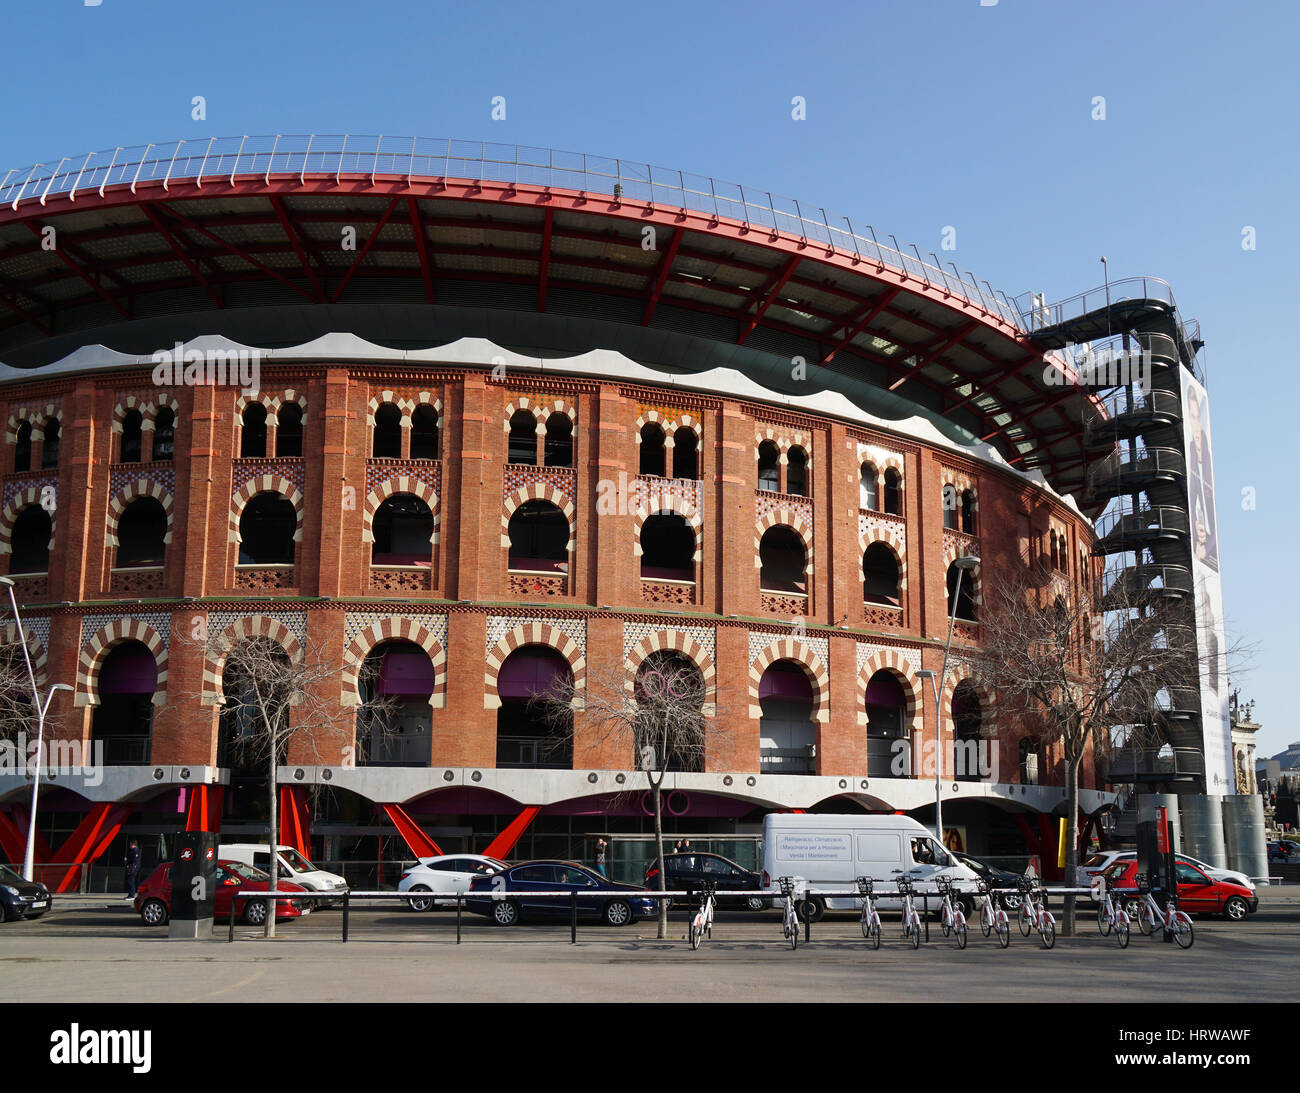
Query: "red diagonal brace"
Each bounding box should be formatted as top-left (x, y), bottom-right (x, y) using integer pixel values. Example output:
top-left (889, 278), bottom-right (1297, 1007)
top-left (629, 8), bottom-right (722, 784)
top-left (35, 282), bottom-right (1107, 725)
top-left (381, 804), bottom-right (443, 859)
top-left (185, 785), bottom-right (225, 833)
top-left (48, 803), bottom-right (134, 893)
top-left (482, 806), bottom-right (540, 861)
top-left (278, 785), bottom-right (311, 857)
top-left (0, 808), bottom-right (30, 863)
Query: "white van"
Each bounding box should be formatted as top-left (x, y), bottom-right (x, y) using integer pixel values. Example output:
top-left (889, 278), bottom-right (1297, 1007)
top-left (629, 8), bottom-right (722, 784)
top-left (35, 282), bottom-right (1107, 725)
top-left (761, 813), bottom-right (982, 921)
top-left (219, 844), bottom-right (348, 906)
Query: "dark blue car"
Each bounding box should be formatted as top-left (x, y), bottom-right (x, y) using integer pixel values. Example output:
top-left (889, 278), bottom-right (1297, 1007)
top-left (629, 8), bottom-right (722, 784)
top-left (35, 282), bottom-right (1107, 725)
top-left (465, 860), bottom-right (656, 927)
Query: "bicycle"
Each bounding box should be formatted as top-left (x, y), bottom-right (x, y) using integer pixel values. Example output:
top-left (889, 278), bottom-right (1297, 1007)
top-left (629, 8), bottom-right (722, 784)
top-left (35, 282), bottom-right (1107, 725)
top-left (1015, 875), bottom-right (1056, 949)
top-left (934, 875), bottom-right (968, 949)
top-left (777, 876), bottom-right (800, 951)
top-left (1130, 873), bottom-right (1193, 949)
top-left (688, 880), bottom-right (716, 950)
top-left (1092, 875), bottom-right (1130, 948)
top-left (976, 878), bottom-right (1010, 948)
top-left (855, 876), bottom-right (882, 950)
top-left (894, 875), bottom-right (923, 949)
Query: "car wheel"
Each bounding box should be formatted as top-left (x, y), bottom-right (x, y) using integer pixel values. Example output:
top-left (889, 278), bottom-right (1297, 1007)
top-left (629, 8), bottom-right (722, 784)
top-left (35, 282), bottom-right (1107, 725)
top-left (243, 899), bottom-right (268, 926)
top-left (746, 895), bottom-right (766, 913)
top-left (1222, 896), bottom-right (1249, 922)
top-left (492, 900), bottom-right (519, 927)
top-left (796, 897), bottom-right (824, 924)
top-left (140, 898), bottom-right (169, 926)
top-left (604, 899), bottom-right (633, 927)
top-left (407, 886), bottom-right (434, 913)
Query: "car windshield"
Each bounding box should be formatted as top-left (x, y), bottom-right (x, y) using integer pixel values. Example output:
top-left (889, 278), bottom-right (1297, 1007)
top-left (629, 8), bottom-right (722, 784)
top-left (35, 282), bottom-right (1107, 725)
top-left (1081, 854), bottom-right (1109, 867)
top-left (0, 864), bottom-right (25, 884)
top-left (278, 849), bottom-right (316, 872)
top-left (225, 861), bottom-right (269, 882)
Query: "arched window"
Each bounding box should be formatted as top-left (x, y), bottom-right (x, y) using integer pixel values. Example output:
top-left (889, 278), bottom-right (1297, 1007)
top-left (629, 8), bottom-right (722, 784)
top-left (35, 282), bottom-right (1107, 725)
top-left (276, 404), bottom-right (303, 458)
top-left (1019, 737), bottom-right (1040, 785)
top-left (41, 419), bottom-right (59, 468)
top-left (92, 642), bottom-right (156, 765)
top-left (9, 506), bottom-right (51, 573)
top-left (120, 410), bottom-right (143, 463)
top-left (507, 500), bottom-right (568, 573)
top-left (544, 413), bottom-right (572, 468)
top-left (759, 526), bottom-right (806, 594)
top-left (508, 411), bottom-right (538, 465)
top-left (1049, 531), bottom-right (1060, 570)
top-left (859, 463), bottom-right (878, 510)
top-left (116, 497), bottom-right (167, 568)
top-left (639, 423), bottom-right (666, 477)
top-left (13, 422), bottom-right (31, 473)
top-left (786, 446), bottom-right (808, 497)
top-left (634, 650), bottom-right (705, 772)
top-left (356, 640), bottom-right (434, 766)
top-left (640, 512), bottom-right (695, 582)
top-left (496, 646), bottom-right (573, 769)
top-left (672, 427), bottom-right (698, 480)
top-left (153, 408), bottom-right (175, 462)
top-left (946, 561), bottom-right (977, 622)
top-left (942, 484), bottom-right (958, 530)
top-left (863, 543), bottom-right (900, 605)
top-left (952, 681), bottom-right (983, 782)
top-left (758, 661), bottom-right (815, 775)
top-left (883, 468), bottom-right (902, 515)
top-left (960, 489), bottom-right (976, 534)
top-left (371, 495), bottom-right (434, 566)
top-left (238, 493), bottom-right (297, 565)
top-left (240, 404), bottom-right (267, 459)
top-left (411, 405), bottom-right (439, 460)
top-left (866, 670), bottom-right (908, 778)
top-left (373, 404), bottom-right (402, 459)
top-left (757, 441), bottom-right (780, 492)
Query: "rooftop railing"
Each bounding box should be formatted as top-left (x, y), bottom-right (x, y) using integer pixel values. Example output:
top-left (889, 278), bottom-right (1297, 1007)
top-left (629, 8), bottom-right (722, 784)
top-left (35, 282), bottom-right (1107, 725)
top-left (0, 134), bottom-right (1025, 328)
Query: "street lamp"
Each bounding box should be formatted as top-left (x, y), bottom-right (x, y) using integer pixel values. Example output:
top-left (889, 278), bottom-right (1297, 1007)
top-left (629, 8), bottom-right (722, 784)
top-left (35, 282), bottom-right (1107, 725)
top-left (917, 554), bottom-right (979, 846)
top-left (0, 576), bottom-right (74, 882)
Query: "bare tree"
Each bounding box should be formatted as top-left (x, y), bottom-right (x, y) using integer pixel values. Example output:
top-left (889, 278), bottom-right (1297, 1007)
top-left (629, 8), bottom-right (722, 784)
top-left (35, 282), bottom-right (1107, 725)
top-left (183, 628), bottom-right (393, 937)
top-left (967, 561), bottom-right (1206, 934)
top-left (0, 637), bottom-right (39, 744)
top-left (535, 649), bottom-right (721, 940)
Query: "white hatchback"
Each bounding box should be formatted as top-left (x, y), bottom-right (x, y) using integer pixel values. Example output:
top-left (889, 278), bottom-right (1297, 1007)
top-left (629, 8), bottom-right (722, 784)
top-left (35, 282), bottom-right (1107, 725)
top-left (398, 854), bottom-right (507, 910)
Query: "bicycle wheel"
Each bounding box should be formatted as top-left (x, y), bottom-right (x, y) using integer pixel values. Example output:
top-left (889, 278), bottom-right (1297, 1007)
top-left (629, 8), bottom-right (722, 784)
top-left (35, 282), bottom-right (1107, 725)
top-left (1040, 913), bottom-right (1056, 950)
top-left (954, 917), bottom-right (967, 950)
top-left (861, 908), bottom-right (872, 940)
top-left (980, 904), bottom-right (992, 938)
top-left (1137, 903), bottom-right (1154, 936)
top-left (1172, 912), bottom-right (1194, 950)
top-left (941, 911), bottom-right (951, 939)
top-left (1097, 903), bottom-right (1111, 937)
top-left (909, 912), bottom-right (921, 949)
top-left (689, 920), bottom-right (701, 950)
top-left (1116, 912), bottom-right (1130, 949)
top-left (1019, 903), bottom-right (1032, 936)
top-left (996, 916), bottom-right (1010, 949)
top-left (869, 918), bottom-right (881, 951)
top-left (789, 916), bottom-right (799, 951)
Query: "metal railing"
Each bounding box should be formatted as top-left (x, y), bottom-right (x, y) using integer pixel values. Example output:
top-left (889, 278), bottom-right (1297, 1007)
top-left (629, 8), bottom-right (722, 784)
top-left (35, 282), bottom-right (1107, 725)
top-left (0, 134), bottom-right (1024, 328)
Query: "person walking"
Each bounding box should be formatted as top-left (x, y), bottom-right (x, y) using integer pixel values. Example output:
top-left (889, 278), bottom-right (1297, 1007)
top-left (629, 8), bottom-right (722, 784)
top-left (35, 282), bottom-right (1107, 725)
top-left (124, 839), bottom-right (141, 900)
top-left (594, 837), bottom-right (608, 878)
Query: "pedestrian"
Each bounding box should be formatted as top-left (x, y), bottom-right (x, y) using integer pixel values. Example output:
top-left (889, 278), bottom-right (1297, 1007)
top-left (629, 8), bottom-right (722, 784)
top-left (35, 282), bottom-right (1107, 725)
top-left (125, 839), bottom-right (141, 900)
top-left (595, 837), bottom-right (608, 878)
top-left (673, 840), bottom-right (683, 854)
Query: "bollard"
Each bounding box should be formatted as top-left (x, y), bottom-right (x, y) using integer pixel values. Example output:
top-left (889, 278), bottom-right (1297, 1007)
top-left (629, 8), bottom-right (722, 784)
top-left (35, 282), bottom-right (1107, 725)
top-left (570, 891), bottom-right (578, 943)
top-left (456, 896), bottom-right (462, 944)
top-left (342, 890), bottom-right (350, 943)
top-left (923, 895), bottom-right (930, 942)
top-left (228, 894), bottom-right (237, 942)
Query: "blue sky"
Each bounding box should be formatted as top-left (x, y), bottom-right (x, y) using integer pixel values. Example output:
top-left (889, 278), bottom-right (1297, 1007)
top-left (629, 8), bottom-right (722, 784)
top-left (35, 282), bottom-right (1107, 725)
top-left (2, 0), bottom-right (1293, 754)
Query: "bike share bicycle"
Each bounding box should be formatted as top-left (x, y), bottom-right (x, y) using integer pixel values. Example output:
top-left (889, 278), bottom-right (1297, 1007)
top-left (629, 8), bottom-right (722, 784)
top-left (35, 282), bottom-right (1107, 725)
top-left (689, 879), bottom-right (716, 951)
top-left (894, 875), bottom-right (923, 949)
top-left (934, 875), bottom-right (968, 949)
top-left (1092, 874), bottom-right (1130, 948)
top-left (776, 876), bottom-right (801, 950)
top-left (976, 877), bottom-right (1011, 948)
top-left (1015, 874), bottom-right (1056, 949)
top-left (855, 875), bottom-right (883, 950)
top-left (1130, 872), bottom-right (1193, 949)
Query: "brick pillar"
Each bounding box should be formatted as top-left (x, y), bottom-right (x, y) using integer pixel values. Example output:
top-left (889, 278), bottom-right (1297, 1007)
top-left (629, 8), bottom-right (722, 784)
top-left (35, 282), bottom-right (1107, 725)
top-left (151, 606), bottom-right (218, 765)
top-left (918, 449), bottom-right (947, 642)
top-left (49, 379), bottom-right (100, 604)
top-left (825, 422), bottom-right (860, 629)
top-left (287, 608), bottom-right (351, 766)
top-left (447, 376), bottom-right (498, 602)
top-left (589, 385), bottom-right (634, 610)
top-left (820, 632), bottom-right (863, 777)
top-left (182, 383), bottom-right (222, 598)
top-left (709, 624), bottom-right (758, 772)
top-left (434, 609), bottom-right (495, 766)
top-left (714, 406), bottom-right (758, 618)
top-left (316, 369), bottom-right (358, 599)
top-left (574, 615), bottom-right (625, 769)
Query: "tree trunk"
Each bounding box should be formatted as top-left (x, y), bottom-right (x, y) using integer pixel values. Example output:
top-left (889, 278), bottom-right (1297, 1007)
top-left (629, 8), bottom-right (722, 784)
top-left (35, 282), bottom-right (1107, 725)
top-left (1062, 750), bottom-right (1082, 937)
top-left (266, 745), bottom-right (277, 939)
top-left (651, 779), bottom-right (667, 940)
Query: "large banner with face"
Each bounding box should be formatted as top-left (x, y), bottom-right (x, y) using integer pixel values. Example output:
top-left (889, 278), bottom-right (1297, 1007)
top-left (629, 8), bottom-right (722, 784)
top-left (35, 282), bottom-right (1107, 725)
top-left (1181, 370), bottom-right (1232, 793)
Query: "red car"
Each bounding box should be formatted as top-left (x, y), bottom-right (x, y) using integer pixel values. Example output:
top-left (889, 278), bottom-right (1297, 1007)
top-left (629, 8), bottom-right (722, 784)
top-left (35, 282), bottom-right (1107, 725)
top-left (134, 860), bottom-right (310, 927)
top-left (1102, 859), bottom-right (1258, 922)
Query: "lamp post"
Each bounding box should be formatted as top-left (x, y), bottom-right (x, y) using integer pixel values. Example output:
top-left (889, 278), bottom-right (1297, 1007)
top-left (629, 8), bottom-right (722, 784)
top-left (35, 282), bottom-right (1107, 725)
top-left (917, 555), bottom-right (980, 846)
top-left (0, 576), bottom-right (73, 882)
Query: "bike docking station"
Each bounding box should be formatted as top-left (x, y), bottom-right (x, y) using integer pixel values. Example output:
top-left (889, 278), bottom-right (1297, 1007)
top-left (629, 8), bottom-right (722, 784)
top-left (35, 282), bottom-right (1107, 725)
top-left (169, 832), bottom-right (217, 940)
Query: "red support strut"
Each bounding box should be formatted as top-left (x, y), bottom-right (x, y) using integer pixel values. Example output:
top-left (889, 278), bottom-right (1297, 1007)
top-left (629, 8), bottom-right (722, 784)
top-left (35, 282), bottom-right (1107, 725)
top-left (482, 806), bottom-right (540, 861)
top-left (380, 804), bottom-right (443, 859)
top-left (278, 785), bottom-right (311, 858)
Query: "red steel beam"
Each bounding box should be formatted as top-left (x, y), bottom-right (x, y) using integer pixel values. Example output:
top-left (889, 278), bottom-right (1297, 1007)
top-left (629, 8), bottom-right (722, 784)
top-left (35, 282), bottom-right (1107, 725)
top-left (162, 205), bottom-right (317, 302)
top-left (887, 320), bottom-right (980, 392)
top-left (407, 195), bottom-right (435, 304)
top-left (0, 808), bottom-right (29, 862)
top-left (278, 785), bottom-right (311, 858)
top-left (737, 255), bottom-right (800, 344)
top-left (141, 204), bottom-right (224, 308)
top-left (820, 286), bottom-right (903, 364)
top-left (640, 227), bottom-right (683, 326)
top-left (482, 806), bottom-right (540, 861)
top-left (269, 194), bottom-right (327, 303)
top-left (48, 803), bottom-right (134, 893)
top-left (380, 804), bottom-right (443, 859)
top-left (23, 221), bottom-right (130, 319)
top-left (330, 196), bottom-right (400, 304)
top-left (185, 785), bottom-right (225, 833)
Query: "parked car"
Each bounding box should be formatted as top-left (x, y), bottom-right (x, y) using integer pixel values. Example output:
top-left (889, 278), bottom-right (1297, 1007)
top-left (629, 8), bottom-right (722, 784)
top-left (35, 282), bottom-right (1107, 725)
top-left (465, 860), bottom-right (656, 926)
top-left (1101, 859), bottom-right (1258, 921)
top-left (1268, 840), bottom-right (1300, 863)
top-left (134, 860), bottom-right (310, 927)
top-left (1105, 850), bottom-right (1255, 893)
top-left (219, 843), bottom-right (347, 906)
top-left (644, 852), bottom-right (767, 911)
top-left (0, 863), bottom-right (51, 921)
top-left (952, 853), bottom-right (1023, 910)
top-left (399, 854), bottom-right (507, 910)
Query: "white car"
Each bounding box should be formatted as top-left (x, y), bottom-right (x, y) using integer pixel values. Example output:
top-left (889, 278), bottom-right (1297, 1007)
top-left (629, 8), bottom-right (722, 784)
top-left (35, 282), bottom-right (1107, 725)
top-left (398, 854), bottom-right (507, 910)
top-left (1109, 851), bottom-right (1256, 893)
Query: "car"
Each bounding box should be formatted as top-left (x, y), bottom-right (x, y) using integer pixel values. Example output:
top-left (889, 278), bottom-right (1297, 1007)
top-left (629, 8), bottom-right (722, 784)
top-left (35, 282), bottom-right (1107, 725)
top-left (465, 860), bottom-right (656, 927)
top-left (643, 852), bottom-right (767, 911)
top-left (398, 854), bottom-right (507, 910)
top-left (133, 860), bottom-right (311, 927)
top-left (952, 853), bottom-right (1024, 910)
top-left (0, 863), bottom-right (52, 921)
top-left (218, 843), bottom-right (348, 906)
top-left (1078, 850), bottom-right (1129, 880)
top-left (1105, 850), bottom-right (1256, 894)
top-left (1100, 859), bottom-right (1258, 921)
top-left (1268, 840), bottom-right (1300, 863)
